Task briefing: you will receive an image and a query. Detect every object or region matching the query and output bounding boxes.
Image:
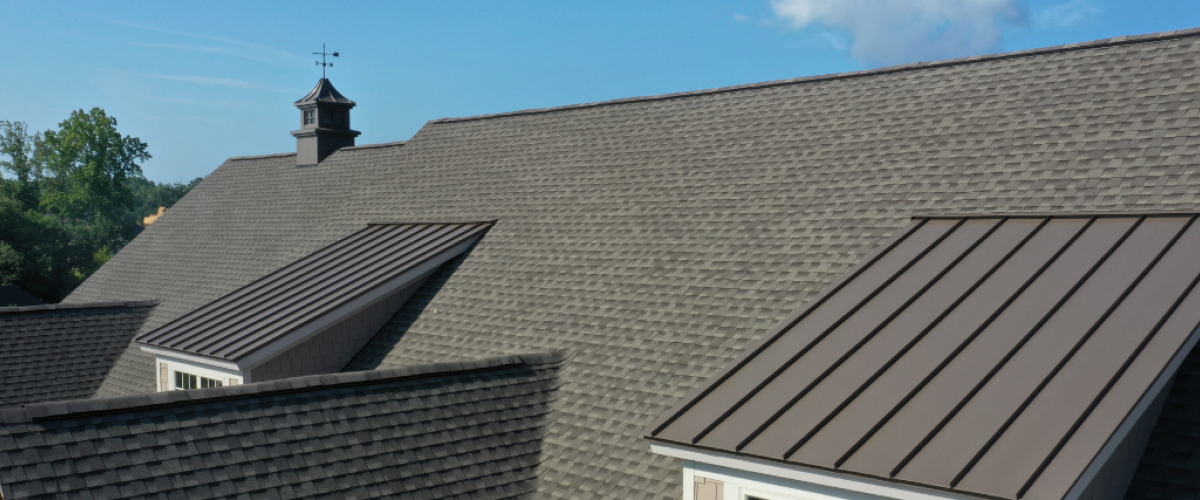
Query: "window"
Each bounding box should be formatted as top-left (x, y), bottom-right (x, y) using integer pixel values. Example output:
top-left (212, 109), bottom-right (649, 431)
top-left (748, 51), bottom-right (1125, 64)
top-left (303, 109), bottom-right (315, 125)
top-left (174, 370), bottom-right (223, 390)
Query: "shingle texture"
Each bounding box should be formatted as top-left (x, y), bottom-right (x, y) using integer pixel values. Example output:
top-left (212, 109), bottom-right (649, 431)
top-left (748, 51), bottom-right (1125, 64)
top-left (648, 214), bottom-right (1200, 500)
top-left (66, 29), bottom-right (1200, 500)
top-left (0, 301), bottom-right (155, 406)
top-left (0, 351), bottom-right (563, 500)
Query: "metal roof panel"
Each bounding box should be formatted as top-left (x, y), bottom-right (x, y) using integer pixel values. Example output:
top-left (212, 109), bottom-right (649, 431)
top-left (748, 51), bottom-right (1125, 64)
top-left (136, 222), bottom-right (491, 361)
top-left (647, 214), bottom-right (1200, 500)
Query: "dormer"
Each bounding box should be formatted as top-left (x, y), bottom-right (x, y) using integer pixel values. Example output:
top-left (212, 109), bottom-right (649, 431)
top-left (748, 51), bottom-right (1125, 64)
top-left (291, 78), bottom-right (361, 167)
top-left (136, 222), bottom-right (492, 390)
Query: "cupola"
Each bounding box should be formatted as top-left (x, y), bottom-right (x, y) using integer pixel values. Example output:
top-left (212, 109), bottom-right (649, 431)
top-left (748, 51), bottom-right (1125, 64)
top-left (291, 78), bottom-right (361, 166)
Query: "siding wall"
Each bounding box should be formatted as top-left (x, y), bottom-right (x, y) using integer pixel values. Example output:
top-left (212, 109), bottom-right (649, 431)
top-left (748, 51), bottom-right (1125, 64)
top-left (250, 275), bottom-right (430, 382)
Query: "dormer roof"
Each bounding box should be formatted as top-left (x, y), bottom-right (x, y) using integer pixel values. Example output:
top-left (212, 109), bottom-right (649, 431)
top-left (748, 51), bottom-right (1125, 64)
top-left (136, 222), bottom-right (491, 365)
top-left (295, 78), bottom-right (356, 106)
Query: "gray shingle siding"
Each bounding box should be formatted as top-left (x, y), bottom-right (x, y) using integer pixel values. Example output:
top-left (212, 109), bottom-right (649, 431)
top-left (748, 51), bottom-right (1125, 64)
top-left (0, 352), bottom-right (563, 500)
top-left (0, 302), bottom-right (156, 406)
top-left (65, 30), bottom-right (1200, 499)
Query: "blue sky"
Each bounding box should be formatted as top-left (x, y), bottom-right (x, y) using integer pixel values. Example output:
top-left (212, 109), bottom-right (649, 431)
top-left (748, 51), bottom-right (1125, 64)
top-left (4, 0), bottom-right (1200, 183)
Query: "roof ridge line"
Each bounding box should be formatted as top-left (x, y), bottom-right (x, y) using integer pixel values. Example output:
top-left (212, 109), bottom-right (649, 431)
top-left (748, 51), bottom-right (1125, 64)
top-left (227, 152), bottom-right (297, 162)
top-left (366, 219), bottom-right (499, 226)
top-left (341, 140), bottom-right (407, 151)
top-left (0, 350), bottom-right (568, 424)
top-left (0, 300), bottom-right (159, 315)
top-left (226, 141), bottom-right (406, 162)
top-left (914, 210), bottom-right (1200, 219)
top-left (432, 27), bottom-right (1200, 125)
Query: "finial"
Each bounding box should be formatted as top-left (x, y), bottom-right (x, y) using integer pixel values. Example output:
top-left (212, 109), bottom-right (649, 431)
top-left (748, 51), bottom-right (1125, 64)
top-left (313, 43), bottom-right (340, 79)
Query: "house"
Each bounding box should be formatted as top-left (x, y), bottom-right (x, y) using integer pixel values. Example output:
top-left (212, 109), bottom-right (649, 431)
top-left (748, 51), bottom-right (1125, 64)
top-left (3, 28), bottom-right (1200, 500)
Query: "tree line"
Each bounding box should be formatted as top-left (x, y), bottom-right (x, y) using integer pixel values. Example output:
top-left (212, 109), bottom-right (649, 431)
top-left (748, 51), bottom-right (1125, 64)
top-left (1, 108), bottom-right (201, 302)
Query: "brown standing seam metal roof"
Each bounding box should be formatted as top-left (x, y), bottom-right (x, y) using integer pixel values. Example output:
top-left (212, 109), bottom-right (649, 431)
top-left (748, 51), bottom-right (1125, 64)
top-left (647, 213), bottom-right (1200, 500)
top-left (135, 222), bottom-right (492, 361)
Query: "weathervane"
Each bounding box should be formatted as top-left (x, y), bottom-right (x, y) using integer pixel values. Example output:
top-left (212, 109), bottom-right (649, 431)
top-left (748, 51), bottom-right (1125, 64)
top-left (314, 44), bottom-right (339, 79)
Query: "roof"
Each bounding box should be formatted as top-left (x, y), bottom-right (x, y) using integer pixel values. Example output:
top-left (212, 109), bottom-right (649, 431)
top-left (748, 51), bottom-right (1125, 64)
top-left (646, 213), bottom-right (1200, 500)
top-left (0, 351), bottom-right (564, 500)
top-left (66, 29), bottom-right (1200, 500)
top-left (1126, 340), bottom-right (1200, 499)
top-left (136, 222), bottom-right (491, 362)
top-left (0, 285), bottom-right (43, 307)
top-left (0, 301), bottom-right (156, 406)
top-left (295, 78), bottom-right (355, 106)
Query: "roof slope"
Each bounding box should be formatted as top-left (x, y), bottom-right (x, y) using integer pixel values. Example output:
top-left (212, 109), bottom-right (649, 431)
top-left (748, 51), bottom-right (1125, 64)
top-left (647, 213), bottom-right (1200, 500)
top-left (69, 29), bottom-right (1200, 500)
top-left (295, 78), bottom-right (355, 105)
top-left (0, 352), bottom-right (563, 500)
top-left (136, 222), bottom-right (491, 361)
top-left (0, 286), bottom-right (43, 307)
top-left (1126, 339), bottom-right (1200, 499)
top-left (0, 301), bottom-right (156, 406)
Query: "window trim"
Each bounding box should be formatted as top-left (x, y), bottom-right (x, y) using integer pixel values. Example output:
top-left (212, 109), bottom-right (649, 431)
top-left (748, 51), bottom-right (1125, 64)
top-left (174, 369), bottom-right (223, 390)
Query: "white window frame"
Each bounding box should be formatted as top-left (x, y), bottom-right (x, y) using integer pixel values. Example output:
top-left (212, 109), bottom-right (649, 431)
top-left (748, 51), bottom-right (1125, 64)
top-left (174, 370), bottom-right (223, 390)
top-left (154, 353), bottom-right (244, 392)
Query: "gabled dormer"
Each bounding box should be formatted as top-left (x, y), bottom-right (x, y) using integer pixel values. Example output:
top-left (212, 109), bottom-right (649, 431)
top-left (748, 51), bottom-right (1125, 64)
top-left (136, 222), bottom-right (492, 390)
top-left (291, 78), bottom-right (361, 167)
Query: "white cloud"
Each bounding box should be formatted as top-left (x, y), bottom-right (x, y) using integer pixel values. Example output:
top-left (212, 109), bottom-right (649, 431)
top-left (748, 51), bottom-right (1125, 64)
top-left (1034, 0), bottom-right (1101, 29)
top-left (771, 0), bottom-right (1029, 67)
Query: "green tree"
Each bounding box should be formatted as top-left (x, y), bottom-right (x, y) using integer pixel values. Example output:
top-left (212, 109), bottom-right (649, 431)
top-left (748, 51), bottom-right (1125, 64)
top-left (0, 108), bottom-right (174, 302)
top-left (0, 120), bottom-right (41, 211)
top-left (127, 176), bottom-right (203, 221)
top-left (37, 109), bottom-right (149, 244)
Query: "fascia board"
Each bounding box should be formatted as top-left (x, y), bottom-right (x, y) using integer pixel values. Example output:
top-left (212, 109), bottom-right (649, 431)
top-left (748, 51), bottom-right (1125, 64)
top-left (1063, 324), bottom-right (1200, 500)
top-left (137, 345), bottom-right (242, 372)
top-left (649, 442), bottom-right (988, 500)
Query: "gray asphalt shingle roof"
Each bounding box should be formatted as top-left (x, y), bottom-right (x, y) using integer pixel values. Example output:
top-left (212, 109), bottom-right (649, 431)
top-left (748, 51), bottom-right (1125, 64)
top-left (64, 29), bottom-right (1200, 499)
top-left (0, 301), bottom-right (156, 406)
top-left (0, 352), bottom-right (563, 500)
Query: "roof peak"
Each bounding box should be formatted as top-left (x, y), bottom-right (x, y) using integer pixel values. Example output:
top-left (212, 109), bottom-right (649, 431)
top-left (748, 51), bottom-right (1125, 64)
top-left (295, 77), bottom-right (356, 106)
top-left (433, 27), bottom-right (1200, 125)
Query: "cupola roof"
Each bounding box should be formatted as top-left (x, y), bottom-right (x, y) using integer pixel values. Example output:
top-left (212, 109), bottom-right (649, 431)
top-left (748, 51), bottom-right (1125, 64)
top-left (295, 78), bottom-right (355, 106)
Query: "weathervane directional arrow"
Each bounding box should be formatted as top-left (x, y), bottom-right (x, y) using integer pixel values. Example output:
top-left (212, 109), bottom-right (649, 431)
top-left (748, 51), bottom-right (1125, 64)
top-left (314, 43), bottom-right (339, 79)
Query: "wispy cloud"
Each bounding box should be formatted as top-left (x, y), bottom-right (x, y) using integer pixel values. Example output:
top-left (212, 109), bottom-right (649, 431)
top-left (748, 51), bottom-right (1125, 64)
top-left (64, 9), bottom-right (308, 66)
top-left (1034, 0), bottom-right (1101, 29)
top-left (136, 73), bottom-right (304, 95)
top-left (132, 42), bottom-right (229, 54)
top-left (771, 0), bottom-right (1029, 67)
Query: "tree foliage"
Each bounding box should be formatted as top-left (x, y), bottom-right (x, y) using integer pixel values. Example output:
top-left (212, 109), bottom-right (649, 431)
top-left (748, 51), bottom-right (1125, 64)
top-left (0, 109), bottom-right (201, 302)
